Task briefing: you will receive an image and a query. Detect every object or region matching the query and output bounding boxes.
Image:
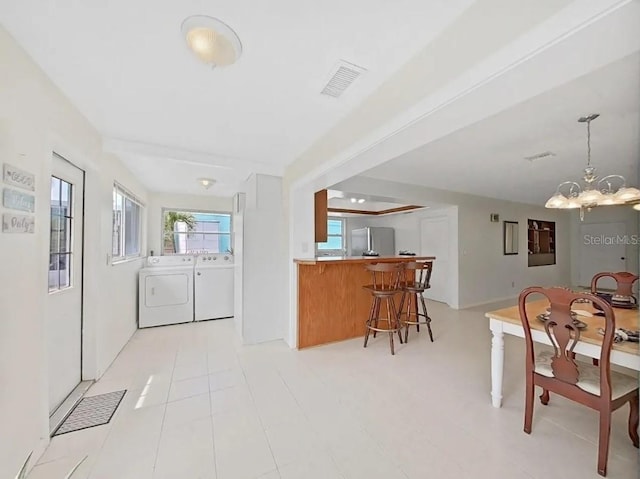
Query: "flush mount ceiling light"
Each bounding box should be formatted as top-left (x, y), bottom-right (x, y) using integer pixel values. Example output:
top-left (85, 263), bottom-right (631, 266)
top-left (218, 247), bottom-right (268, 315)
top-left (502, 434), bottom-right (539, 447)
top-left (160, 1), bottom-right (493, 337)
top-left (181, 15), bottom-right (242, 68)
top-left (544, 114), bottom-right (640, 219)
top-left (197, 178), bottom-right (216, 189)
top-left (349, 197), bottom-right (366, 204)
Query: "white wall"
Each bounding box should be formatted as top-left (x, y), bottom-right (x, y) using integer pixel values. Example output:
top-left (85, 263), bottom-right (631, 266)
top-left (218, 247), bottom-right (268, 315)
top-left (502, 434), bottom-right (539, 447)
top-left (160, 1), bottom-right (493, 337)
top-left (0, 26), bottom-right (147, 476)
top-left (237, 174), bottom-right (287, 344)
top-left (333, 176), bottom-right (571, 308)
top-left (146, 192), bottom-right (233, 255)
top-left (569, 205), bottom-right (639, 288)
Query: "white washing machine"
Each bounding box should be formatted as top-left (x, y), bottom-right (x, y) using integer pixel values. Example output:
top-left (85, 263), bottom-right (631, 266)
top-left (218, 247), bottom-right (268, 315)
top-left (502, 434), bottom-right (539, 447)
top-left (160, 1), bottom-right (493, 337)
top-left (139, 255), bottom-right (195, 328)
top-left (194, 254), bottom-right (234, 321)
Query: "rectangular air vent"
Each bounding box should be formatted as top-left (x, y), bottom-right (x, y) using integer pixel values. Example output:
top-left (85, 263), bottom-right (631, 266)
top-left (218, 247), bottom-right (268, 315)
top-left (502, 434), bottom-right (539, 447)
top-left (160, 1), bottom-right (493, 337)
top-left (320, 60), bottom-right (367, 98)
top-left (524, 151), bottom-right (556, 162)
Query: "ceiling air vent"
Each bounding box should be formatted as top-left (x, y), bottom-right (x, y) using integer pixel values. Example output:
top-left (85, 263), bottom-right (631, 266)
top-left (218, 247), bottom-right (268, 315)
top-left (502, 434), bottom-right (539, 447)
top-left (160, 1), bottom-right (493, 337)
top-left (320, 60), bottom-right (367, 98)
top-left (524, 151), bottom-right (556, 162)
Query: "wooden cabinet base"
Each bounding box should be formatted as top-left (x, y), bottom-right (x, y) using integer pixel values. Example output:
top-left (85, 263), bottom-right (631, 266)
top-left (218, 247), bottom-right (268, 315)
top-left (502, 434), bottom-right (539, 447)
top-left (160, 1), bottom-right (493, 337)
top-left (296, 256), bottom-right (435, 348)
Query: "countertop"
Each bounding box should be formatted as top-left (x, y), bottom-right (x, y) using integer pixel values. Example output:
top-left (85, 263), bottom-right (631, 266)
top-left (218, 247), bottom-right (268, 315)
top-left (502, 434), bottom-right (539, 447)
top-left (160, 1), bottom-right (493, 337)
top-left (294, 255), bottom-right (435, 265)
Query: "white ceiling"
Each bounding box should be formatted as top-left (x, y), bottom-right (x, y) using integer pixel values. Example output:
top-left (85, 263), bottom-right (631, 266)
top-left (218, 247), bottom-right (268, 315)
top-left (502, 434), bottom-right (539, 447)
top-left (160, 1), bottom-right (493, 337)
top-left (0, 0), bottom-right (473, 195)
top-left (361, 52), bottom-right (640, 206)
top-left (2, 1), bottom-right (638, 204)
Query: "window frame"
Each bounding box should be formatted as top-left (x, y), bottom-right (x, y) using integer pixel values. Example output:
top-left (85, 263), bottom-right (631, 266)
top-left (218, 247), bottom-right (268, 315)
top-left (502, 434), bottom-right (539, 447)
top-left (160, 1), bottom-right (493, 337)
top-left (315, 217), bottom-right (346, 256)
top-left (160, 207), bottom-right (232, 255)
top-left (112, 182), bottom-right (144, 264)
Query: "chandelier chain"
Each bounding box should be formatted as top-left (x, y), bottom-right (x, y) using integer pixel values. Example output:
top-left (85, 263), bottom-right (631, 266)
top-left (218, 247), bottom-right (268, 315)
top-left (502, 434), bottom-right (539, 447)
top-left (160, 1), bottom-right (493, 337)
top-left (586, 118), bottom-right (591, 167)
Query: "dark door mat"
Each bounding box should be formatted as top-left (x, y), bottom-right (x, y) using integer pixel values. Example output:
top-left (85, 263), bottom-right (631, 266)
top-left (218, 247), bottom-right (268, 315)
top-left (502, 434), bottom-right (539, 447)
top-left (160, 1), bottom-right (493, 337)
top-left (53, 390), bottom-right (126, 436)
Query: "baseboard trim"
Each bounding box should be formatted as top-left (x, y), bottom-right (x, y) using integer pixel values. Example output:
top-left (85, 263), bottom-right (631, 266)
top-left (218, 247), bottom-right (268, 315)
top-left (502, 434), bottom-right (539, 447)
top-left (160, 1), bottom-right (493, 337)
top-left (459, 295), bottom-right (518, 310)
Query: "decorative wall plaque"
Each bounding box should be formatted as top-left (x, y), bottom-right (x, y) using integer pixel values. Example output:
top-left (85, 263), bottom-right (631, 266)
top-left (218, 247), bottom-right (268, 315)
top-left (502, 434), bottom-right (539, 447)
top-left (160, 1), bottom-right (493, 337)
top-left (2, 213), bottom-right (35, 233)
top-left (3, 188), bottom-right (35, 212)
top-left (3, 163), bottom-right (35, 191)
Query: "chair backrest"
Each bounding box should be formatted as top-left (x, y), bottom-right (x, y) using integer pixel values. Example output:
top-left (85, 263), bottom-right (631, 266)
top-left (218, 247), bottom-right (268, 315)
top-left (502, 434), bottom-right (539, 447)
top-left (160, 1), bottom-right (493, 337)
top-left (591, 271), bottom-right (639, 297)
top-left (404, 260), bottom-right (433, 289)
top-left (518, 286), bottom-right (616, 398)
top-left (365, 262), bottom-right (404, 291)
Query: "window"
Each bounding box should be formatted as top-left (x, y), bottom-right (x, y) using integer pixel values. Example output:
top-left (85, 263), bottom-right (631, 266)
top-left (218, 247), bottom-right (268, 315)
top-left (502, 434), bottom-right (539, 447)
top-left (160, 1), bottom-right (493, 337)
top-left (49, 177), bottom-right (72, 291)
top-left (112, 184), bottom-right (143, 262)
top-left (316, 217), bottom-right (345, 254)
top-left (162, 209), bottom-right (231, 254)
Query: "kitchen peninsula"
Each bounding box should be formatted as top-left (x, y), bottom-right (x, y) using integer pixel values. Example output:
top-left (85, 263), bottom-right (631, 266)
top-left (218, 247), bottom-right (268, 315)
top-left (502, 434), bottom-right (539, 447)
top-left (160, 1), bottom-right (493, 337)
top-left (295, 256), bottom-right (435, 348)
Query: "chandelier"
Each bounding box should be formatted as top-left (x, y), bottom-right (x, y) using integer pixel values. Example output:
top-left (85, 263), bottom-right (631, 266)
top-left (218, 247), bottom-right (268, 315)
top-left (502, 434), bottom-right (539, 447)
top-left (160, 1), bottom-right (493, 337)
top-left (545, 114), bottom-right (640, 215)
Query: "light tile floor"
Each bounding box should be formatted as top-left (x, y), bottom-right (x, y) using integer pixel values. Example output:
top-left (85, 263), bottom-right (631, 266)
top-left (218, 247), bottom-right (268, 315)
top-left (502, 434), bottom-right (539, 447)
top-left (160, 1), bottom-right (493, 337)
top-left (29, 301), bottom-right (639, 479)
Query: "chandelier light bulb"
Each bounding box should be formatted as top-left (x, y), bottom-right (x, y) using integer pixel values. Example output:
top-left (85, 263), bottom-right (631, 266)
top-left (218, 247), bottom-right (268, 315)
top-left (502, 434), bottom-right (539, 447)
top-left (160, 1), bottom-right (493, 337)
top-left (615, 187), bottom-right (640, 202)
top-left (578, 189), bottom-right (604, 206)
top-left (544, 194), bottom-right (567, 209)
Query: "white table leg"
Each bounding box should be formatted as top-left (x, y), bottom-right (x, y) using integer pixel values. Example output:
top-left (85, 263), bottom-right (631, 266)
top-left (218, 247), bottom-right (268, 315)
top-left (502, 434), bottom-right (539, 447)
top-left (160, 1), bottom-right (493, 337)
top-left (490, 319), bottom-right (504, 408)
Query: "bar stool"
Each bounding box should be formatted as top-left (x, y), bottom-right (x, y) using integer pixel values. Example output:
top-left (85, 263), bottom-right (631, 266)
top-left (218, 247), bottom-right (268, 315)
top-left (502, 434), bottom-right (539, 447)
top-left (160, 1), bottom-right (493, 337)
top-left (363, 262), bottom-right (404, 355)
top-left (398, 261), bottom-right (433, 343)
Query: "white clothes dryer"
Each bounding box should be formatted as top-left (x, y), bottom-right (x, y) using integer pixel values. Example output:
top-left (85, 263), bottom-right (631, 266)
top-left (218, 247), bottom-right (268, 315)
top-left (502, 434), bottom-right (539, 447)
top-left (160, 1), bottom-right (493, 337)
top-left (139, 256), bottom-right (195, 328)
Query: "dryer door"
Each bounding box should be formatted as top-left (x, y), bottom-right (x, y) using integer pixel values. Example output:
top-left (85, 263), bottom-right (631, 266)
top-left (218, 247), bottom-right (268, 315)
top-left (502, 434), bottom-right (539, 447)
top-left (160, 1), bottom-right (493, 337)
top-left (145, 273), bottom-right (190, 307)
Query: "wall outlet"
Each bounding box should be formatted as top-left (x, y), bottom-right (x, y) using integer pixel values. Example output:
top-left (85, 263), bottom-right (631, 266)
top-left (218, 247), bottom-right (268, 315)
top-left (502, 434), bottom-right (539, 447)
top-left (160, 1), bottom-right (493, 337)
top-left (511, 281), bottom-right (515, 288)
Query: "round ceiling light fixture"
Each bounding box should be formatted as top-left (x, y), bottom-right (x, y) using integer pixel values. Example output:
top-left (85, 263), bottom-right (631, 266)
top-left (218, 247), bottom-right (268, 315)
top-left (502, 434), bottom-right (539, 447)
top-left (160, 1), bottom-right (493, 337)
top-left (197, 178), bottom-right (216, 189)
top-left (181, 15), bottom-right (242, 68)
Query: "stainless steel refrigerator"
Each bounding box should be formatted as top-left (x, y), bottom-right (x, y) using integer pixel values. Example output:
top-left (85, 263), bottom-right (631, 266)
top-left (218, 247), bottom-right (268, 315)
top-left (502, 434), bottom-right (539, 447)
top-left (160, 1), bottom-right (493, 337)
top-left (350, 227), bottom-right (395, 256)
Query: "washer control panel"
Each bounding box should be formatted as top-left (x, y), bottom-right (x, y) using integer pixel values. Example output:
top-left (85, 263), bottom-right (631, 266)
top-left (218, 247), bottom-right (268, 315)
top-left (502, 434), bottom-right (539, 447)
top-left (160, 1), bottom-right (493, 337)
top-left (196, 254), bottom-right (234, 265)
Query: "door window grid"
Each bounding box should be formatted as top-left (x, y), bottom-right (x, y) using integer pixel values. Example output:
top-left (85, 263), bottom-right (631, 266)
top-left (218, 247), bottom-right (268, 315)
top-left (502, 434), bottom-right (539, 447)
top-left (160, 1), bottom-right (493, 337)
top-left (49, 176), bottom-right (73, 292)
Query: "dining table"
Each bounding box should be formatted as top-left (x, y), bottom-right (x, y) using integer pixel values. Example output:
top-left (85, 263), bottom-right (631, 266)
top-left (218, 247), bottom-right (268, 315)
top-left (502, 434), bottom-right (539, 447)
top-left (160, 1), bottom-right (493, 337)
top-left (485, 298), bottom-right (640, 408)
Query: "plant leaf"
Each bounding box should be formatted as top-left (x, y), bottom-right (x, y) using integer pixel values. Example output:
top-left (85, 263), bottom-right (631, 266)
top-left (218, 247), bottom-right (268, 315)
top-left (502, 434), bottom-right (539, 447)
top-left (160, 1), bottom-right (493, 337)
top-left (15, 451), bottom-right (32, 479)
top-left (64, 456), bottom-right (87, 479)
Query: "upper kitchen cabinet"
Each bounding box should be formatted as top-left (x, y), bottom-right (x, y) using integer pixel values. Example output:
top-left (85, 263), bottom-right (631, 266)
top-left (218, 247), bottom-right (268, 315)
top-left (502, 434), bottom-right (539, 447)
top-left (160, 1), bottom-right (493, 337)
top-left (314, 189), bottom-right (328, 243)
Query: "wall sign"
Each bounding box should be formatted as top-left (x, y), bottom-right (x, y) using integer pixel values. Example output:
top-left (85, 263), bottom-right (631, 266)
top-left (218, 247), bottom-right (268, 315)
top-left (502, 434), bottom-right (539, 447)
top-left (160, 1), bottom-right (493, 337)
top-left (2, 213), bottom-right (35, 233)
top-left (3, 188), bottom-right (35, 212)
top-left (3, 163), bottom-right (35, 191)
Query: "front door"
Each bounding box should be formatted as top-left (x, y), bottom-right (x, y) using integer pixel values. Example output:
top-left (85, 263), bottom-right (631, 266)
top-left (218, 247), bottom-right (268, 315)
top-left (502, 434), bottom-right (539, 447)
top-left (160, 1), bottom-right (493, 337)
top-left (47, 153), bottom-right (84, 413)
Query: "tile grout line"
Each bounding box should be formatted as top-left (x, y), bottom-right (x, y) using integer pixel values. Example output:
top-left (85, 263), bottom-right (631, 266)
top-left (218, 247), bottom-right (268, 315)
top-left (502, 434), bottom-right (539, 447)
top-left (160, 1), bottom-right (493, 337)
top-left (239, 362), bottom-right (281, 477)
top-left (150, 348), bottom-right (177, 476)
top-left (206, 346), bottom-right (219, 479)
top-left (276, 368), bottom-right (347, 479)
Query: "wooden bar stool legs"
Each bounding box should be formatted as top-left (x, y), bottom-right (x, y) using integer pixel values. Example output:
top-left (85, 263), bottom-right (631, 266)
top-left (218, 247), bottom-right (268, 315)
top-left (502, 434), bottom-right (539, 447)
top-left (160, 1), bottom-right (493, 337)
top-left (398, 261), bottom-right (434, 343)
top-left (398, 288), bottom-right (433, 343)
top-left (362, 262), bottom-right (404, 355)
top-left (363, 292), bottom-right (403, 354)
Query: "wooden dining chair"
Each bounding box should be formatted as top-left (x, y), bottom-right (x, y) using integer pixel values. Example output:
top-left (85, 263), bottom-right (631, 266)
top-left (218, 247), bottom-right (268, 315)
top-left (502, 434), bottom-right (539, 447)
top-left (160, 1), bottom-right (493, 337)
top-left (518, 286), bottom-right (639, 477)
top-left (591, 271), bottom-right (639, 298)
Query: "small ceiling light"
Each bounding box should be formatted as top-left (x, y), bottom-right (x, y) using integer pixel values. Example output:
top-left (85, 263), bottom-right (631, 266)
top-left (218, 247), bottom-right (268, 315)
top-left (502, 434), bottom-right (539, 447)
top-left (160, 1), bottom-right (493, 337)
top-left (357, 198), bottom-right (366, 204)
top-left (198, 178), bottom-right (216, 189)
top-left (181, 15), bottom-right (242, 68)
top-left (350, 198), bottom-right (357, 203)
